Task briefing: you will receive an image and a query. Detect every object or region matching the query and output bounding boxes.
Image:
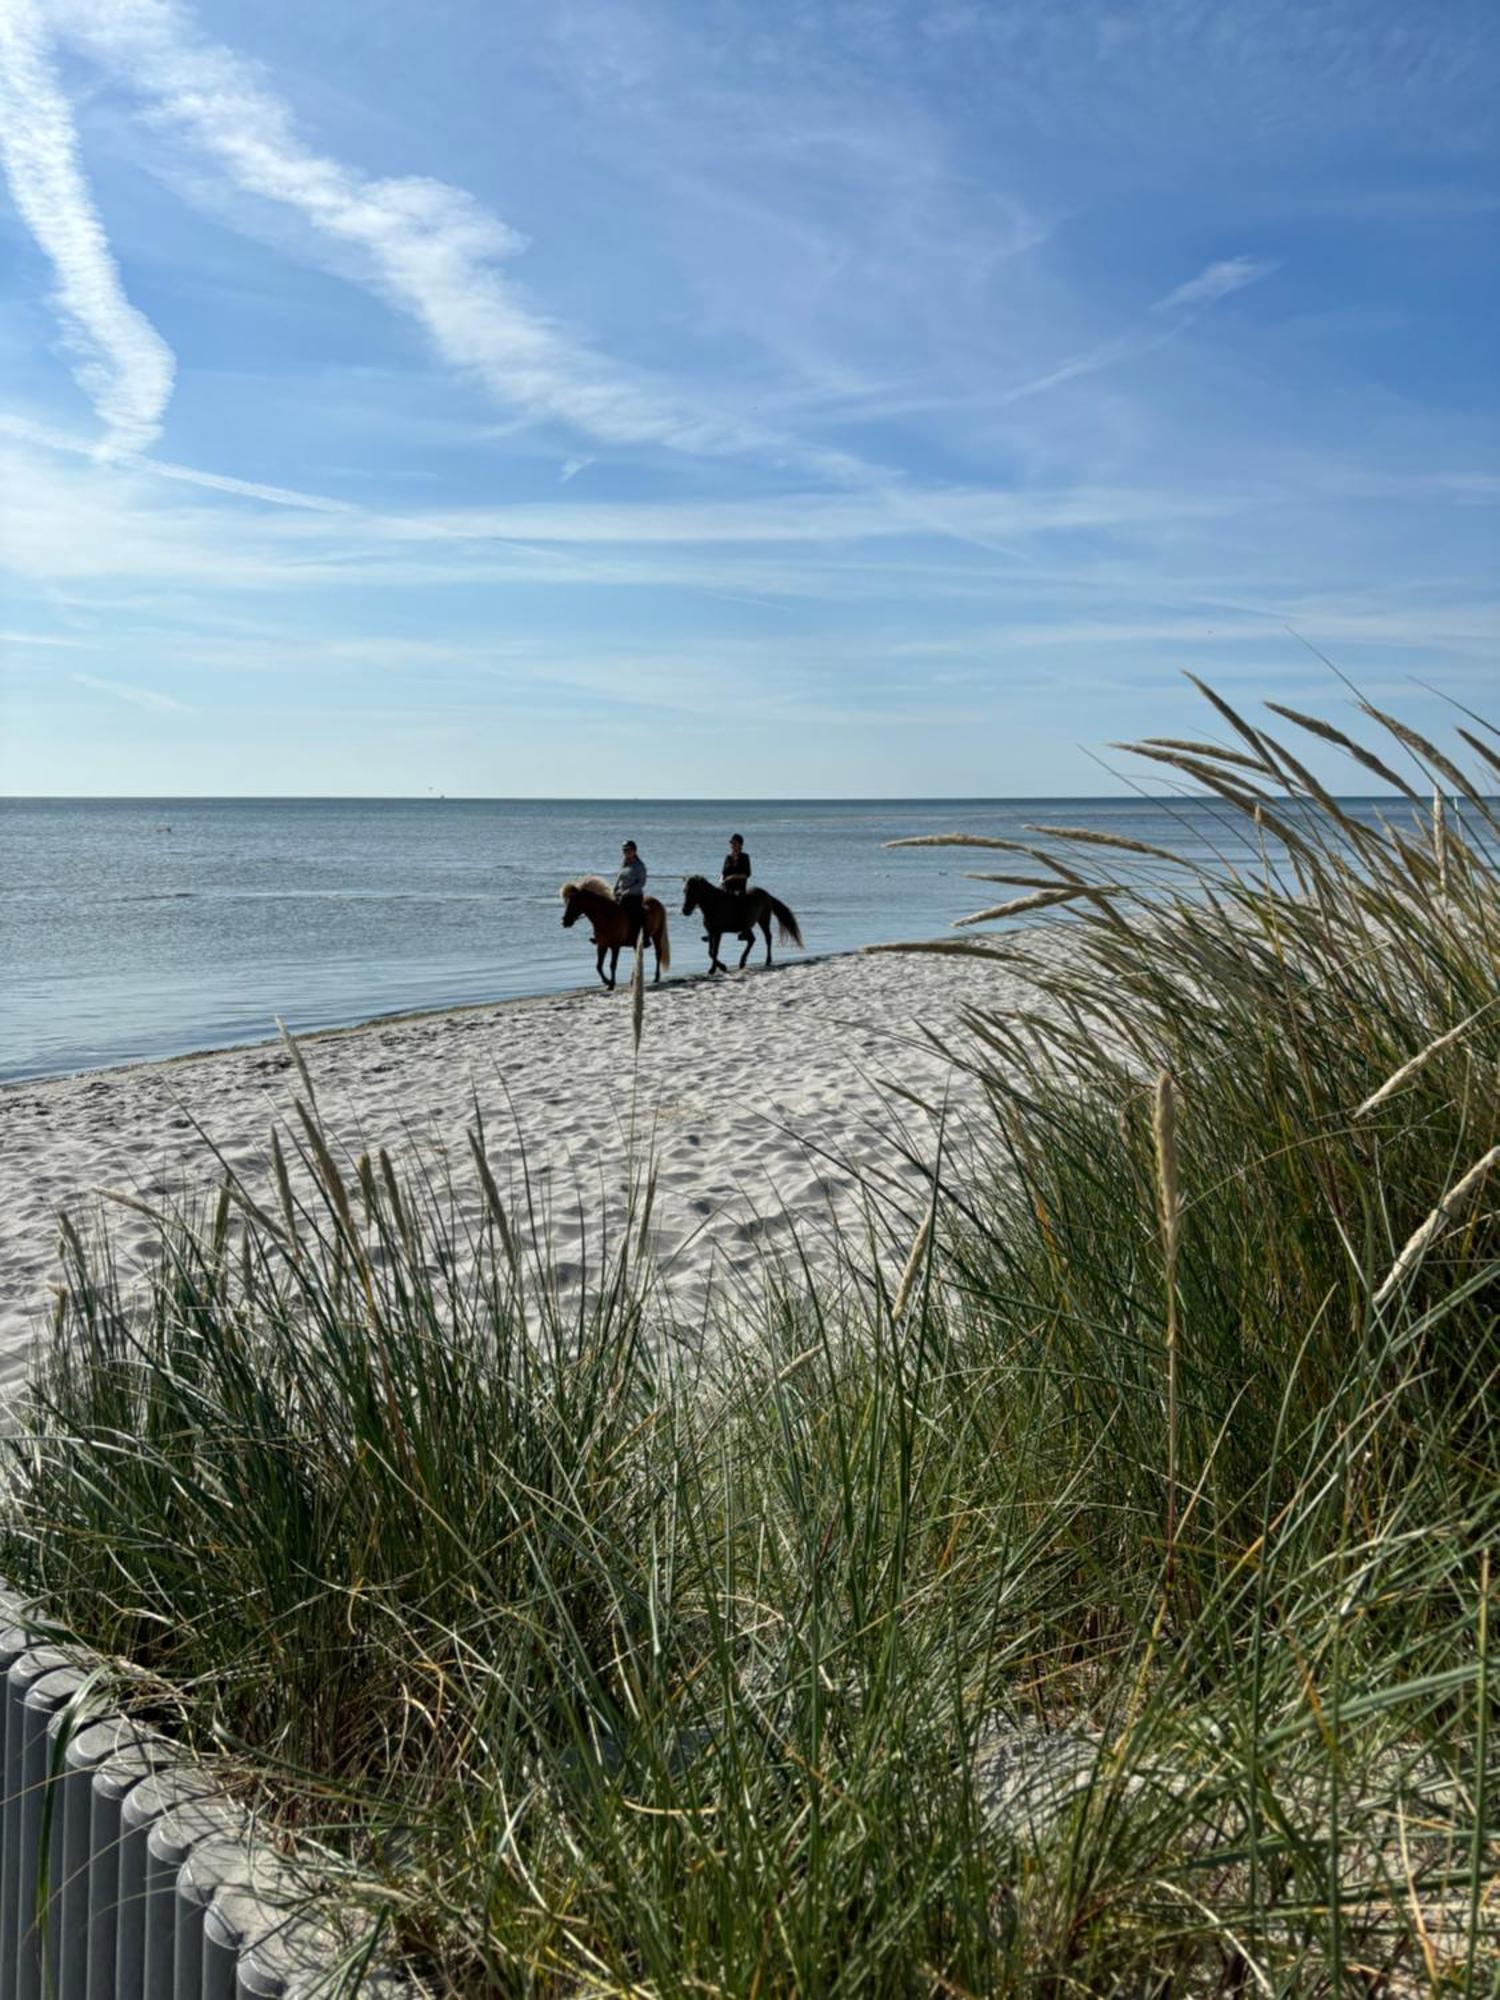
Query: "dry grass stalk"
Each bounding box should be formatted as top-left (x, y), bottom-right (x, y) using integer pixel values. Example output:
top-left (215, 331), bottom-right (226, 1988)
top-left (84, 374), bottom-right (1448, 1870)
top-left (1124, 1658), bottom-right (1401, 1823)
top-left (212, 1163), bottom-right (292, 1253)
top-left (379, 1147), bottom-right (418, 1264)
top-left (954, 887), bottom-right (1089, 928)
top-left (1353, 1002), bottom-right (1496, 1118)
top-left (1263, 703), bottom-right (1418, 799)
top-left (94, 1186), bottom-right (166, 1225)
top-left (635, 1169), bottom-right (658, 1265)
top-left (468, 1129), bottom-right (518, 1269)
top-left (863, 939), bottom-right (1013, 960)
top-left (961, 870), bottom-right (1080, 890)
top-left (772, 1344), bottom-right (821, 1384)
top-left (276, 1015), bottom-right (320, 1109)
top-left (1023, 824), bottom-right (1188, 865)
top-left (890, 1207), bottom-right (934, 1321)
top-left (1371, 1145), bottom-right (1500, 1308)
top-left (1152, 1071), bottom-right (1182, 1588)
top-left (295, 1101), bottom-right (385, 1335)
top-left (1153, 1072), bottom-right (1182, 1270)
top-left (1362, 702), bottom-right (1492, 813)
top-left (296, 1100), bottom-right (356, 1237)
top-left (1183, 672), bottom-right (1278, 769)
top-left (1457, 726), bottom-right (1500, 781)
top-left (1241, 726), bottom-right (1378, 845)
top-left (882, 1080), bottom-right (942, 1117)
top-left (1466, 1545), bottom-right (1492, 1991)
top-left (1115, 746), bottom-right (1327, 864)
top-left (271, 1128), bottom-right (299, 1246)
top-left (1138, 736), bottom-right (1271, 775)
top-left (355, 1151), bottom-right (378, 1225)
top-left (210, 1177), bottom-right (232, 1266)
top-left (1120, 743), bottom-right (1271, 798)
top-left (1433, 789), bottom-right (1449, 894)
top-left (631, 937), bottom-right (646, 1052)
top-left (884, 832), bottom-right (1030, 851)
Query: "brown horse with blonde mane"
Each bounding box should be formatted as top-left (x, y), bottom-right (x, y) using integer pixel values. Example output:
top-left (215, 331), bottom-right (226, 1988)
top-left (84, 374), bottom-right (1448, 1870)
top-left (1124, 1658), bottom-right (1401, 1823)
top-left (560, 877), bottom-right (671, 989)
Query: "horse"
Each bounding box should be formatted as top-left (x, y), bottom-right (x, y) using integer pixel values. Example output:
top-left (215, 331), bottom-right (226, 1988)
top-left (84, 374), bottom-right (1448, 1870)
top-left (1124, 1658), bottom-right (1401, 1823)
top-left (560, 877), bottom-right (671, 989)
top-left (682, 876), bottom-right (804, 973)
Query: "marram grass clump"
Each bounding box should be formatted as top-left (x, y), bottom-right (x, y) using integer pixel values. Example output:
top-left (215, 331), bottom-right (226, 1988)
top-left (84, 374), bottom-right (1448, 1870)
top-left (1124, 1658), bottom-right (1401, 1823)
top-left (3, 685), bottom-right (1496, 1996)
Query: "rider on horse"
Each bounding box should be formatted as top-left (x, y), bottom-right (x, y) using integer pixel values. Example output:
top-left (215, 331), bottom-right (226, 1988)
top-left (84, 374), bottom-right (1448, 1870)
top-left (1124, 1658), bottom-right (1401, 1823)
top-left (720, 833), bottom-right (753, 942)
top-left (614, 840), bottom-right (647, 944)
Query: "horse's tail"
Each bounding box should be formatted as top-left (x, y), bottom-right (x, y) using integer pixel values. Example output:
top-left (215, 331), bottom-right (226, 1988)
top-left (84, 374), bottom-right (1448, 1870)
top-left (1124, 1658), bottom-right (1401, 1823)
top-left (764, 894), bottom-right (803, 949)
top-left (655, 905), bottom-right (671, 970)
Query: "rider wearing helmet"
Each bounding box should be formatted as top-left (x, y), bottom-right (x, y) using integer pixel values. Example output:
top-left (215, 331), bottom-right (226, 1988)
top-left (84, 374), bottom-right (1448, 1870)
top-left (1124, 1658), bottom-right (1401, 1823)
top-left (614, 840), bottom-right (647, 943)
top-left (721, 833), bottom-right (753, 942)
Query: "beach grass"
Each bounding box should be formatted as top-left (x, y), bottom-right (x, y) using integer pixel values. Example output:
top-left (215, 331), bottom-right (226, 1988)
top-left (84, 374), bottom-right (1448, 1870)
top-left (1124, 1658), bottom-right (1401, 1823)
top-left (2, 686), bottom-right (1496, 1994)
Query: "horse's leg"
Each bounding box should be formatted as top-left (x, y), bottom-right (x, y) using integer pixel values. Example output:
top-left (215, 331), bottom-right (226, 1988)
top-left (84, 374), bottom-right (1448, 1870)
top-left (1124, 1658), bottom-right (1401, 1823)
top-left (652, 921), bottom-right (662, 984)
top-left (709, 930), bottom-right (725, 974)
top-left (609, 944), bottom-right (621, 989)
top-left (764, 913), bottom-right (773, 967)
top-left (596, 941), bottom-right (611, 988)
top-left (738, 927), bottom-right (753, 970)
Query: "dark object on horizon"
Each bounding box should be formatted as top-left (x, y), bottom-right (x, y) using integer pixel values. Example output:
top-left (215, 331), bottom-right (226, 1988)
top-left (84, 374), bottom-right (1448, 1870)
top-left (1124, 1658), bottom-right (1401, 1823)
top-left (560, 877), bottom-right (671, 989)
top-left (682, 876), bottom-right (803, 975)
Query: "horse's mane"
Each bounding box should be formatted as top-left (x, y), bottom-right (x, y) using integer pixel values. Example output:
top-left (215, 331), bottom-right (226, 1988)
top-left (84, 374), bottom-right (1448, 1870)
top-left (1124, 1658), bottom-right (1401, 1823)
top-left (559, 875), bottom-right (613, 900)
top-left (683, 874), bottom-right (713, 891)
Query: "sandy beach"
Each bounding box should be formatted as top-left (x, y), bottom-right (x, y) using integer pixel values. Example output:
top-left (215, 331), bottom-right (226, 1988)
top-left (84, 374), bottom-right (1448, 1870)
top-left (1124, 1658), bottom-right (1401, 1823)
top-left (0, 948), bottom-right (1032, 1391)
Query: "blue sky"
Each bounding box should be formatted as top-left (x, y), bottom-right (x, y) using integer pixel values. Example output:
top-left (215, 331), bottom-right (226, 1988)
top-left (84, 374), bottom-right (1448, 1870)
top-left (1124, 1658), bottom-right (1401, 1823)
top-left (0, 0), bottom-right (1495, 797)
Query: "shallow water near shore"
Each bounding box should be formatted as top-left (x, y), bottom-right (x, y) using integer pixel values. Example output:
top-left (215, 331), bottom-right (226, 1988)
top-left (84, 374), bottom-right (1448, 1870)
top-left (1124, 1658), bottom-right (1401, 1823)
top-left (2, 792), bottom-right (1411, 1081)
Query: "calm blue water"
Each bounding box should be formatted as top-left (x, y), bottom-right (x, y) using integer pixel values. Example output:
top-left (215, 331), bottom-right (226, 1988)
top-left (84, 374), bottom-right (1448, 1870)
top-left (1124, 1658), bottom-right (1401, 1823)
top-left (0, 795), bottom-right (1406, 1082)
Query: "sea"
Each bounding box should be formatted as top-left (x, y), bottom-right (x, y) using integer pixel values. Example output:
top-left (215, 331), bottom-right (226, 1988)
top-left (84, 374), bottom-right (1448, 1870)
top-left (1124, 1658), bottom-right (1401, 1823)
top-left (0, 794), bottom-right (1417, 1084)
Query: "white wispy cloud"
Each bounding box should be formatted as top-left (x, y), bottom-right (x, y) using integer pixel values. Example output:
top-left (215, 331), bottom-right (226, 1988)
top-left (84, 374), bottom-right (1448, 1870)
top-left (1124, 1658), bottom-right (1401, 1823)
top-left (2, 413), bottom-right (1237, 551)
top-left (71, 670), bottom-right (191, 710)
top-left (368, 484), bottom-right (1236, 548)
top-left (0, 434), bottom-right (1201, 601)
top-left (0, 0), bottom-right (174, 451)
top-left (997, 329), bottom-right (1161, 406)
top-left (998, 253), bottom-right (1277, 404)
top-left (139, 462), bottom-right (357, 511)
top-left (45, 0), bottom-right (862, 473)
top-left (6, 425), bottom-right (1495, 675)
top-left (1153, 255), bottom-right (1276, 315)
top-left (0, 410), bottom-right (361, 511)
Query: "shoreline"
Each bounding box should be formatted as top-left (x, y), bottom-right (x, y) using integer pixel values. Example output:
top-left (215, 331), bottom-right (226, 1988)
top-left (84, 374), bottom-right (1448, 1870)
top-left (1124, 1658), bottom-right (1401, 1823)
top-left (1, 949), bottom-right (856, 1093)
top-left (0, 945), bottom-right (1029, 1391)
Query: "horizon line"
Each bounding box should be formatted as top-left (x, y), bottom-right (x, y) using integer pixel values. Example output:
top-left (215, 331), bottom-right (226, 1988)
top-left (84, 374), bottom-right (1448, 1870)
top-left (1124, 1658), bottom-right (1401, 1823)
top-left (0, 789), bottom-right (1424, 805)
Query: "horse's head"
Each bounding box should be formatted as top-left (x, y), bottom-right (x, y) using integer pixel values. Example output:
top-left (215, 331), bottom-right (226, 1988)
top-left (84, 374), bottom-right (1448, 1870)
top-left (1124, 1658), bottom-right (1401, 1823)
top-left (561, 876), bottom-right (612, 929)
top-left (682, 875), bottom-right (710, 917)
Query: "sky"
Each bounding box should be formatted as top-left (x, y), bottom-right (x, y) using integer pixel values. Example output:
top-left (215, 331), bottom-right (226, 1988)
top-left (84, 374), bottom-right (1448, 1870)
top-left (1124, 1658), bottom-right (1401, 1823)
top-left (0, 0), bottom-right (1496, 797)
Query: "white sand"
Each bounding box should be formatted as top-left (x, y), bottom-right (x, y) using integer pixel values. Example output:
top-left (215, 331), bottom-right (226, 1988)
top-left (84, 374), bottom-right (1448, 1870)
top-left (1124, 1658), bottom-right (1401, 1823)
top-left (0, 949), bottom-right (1036, 1390)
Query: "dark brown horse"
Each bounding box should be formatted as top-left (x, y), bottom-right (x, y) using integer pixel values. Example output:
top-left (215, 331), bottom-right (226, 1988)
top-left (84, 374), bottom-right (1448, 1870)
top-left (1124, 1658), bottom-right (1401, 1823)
top-left (682, 876), bottom-right (804, 973)
top-left (560, 877), bottom-right (671, 989)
